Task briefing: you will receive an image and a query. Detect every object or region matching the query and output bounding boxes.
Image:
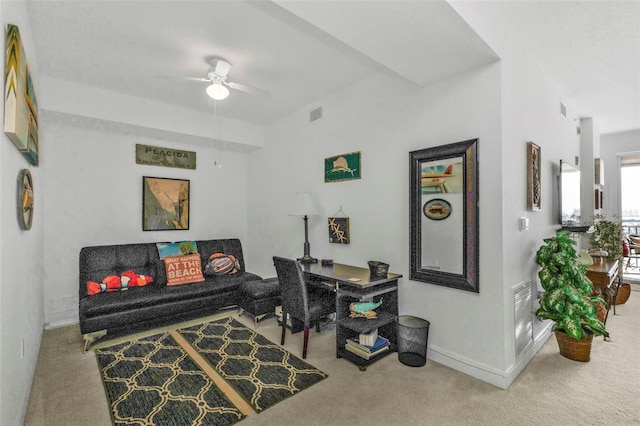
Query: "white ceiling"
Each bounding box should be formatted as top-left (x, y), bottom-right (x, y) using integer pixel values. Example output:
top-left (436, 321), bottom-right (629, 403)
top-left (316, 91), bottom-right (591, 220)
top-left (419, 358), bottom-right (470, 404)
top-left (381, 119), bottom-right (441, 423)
top-left (26, 1), bottom-right (639, 135)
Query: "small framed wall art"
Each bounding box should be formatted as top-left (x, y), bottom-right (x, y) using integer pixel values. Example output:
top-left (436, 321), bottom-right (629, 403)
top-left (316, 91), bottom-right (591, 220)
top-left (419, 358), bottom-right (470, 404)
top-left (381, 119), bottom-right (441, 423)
top-left (526, 142), bottom-right (541, 211)
top-left (328, 217), bottom-right (350, 244)
top-left (17, 169), bottom-right (34, 230)
top-left (142, 176), bottom-right (190, 231)
top-left (324, 151), bottom-right (361, 183)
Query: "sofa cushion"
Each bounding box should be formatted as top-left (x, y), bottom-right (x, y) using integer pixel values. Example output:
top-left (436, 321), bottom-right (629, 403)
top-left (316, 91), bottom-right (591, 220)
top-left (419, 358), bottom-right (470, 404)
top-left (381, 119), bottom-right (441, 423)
top-left (204, 253), bottom-right (240, 276)
top-left (80, 271), bottom-right (262, 318)
top-left (163, 254), bottom-right (205, 286)
top-left (79, 243), bottom-right (161, 301)
top-left (156, 241), bottom-right (198, 259)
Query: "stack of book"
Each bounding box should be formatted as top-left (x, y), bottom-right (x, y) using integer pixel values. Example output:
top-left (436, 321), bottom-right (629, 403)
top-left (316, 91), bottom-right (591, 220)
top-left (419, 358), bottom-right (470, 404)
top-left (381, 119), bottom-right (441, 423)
top-left (344, 335), bottom-right (390, 360)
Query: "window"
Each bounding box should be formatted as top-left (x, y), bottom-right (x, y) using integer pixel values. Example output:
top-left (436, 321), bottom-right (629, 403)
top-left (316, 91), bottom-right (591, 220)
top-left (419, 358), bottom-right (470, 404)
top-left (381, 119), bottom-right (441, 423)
top-left (620, 153), bottom-right (640, 232)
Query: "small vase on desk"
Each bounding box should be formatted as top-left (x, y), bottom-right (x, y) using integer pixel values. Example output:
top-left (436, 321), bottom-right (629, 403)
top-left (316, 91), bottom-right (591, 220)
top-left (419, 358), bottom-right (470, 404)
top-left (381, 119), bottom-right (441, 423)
top-left (577, 250), bottom-right (594, 266)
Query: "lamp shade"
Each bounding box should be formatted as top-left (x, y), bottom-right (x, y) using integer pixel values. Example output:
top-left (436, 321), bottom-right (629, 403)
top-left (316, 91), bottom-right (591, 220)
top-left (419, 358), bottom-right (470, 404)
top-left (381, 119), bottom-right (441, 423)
top-left (206, 82), bottom-right (229, 100)
top-left (289, 192), bottom-right (318, 216)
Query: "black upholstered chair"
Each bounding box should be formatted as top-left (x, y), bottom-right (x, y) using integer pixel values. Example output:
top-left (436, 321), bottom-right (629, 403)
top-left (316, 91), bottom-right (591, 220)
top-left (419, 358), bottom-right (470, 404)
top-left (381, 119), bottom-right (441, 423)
top-left (273, 256), bottom-right (335, 359)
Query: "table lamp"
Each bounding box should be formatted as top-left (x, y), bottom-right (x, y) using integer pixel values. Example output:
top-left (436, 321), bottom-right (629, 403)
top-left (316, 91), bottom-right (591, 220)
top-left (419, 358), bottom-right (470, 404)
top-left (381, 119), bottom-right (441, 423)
top-left (290, 192), bottom-right (319, 264)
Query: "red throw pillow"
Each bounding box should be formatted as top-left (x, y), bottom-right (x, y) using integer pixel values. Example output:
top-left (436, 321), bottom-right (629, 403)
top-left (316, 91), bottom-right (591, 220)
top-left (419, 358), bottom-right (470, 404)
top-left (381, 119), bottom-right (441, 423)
top-left (86, 270), bottom-right (153, 296)
top-left (163, 253), bottom-right (205, 286)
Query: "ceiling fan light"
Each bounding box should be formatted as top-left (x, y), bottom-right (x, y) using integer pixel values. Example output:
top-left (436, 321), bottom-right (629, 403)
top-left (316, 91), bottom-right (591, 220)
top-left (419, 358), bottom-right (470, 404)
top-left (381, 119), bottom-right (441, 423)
top-left (206, 83), bottom-right (229, 100)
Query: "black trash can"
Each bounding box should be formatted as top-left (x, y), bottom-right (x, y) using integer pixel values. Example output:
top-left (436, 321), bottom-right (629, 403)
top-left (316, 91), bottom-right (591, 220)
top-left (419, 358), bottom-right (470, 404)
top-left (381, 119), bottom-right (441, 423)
top-left (397, 315), bottom-right (430, 367)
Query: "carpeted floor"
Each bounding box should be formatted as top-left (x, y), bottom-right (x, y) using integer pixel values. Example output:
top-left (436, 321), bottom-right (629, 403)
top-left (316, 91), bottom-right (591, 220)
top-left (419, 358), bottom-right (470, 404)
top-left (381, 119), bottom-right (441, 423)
top-left (26, 292), bottom-right (640, 425)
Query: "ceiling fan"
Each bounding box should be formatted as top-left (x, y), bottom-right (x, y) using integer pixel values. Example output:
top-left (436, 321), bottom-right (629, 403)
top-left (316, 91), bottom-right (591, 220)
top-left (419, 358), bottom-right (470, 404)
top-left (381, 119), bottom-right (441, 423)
top-left (175, 57), bottom-right (270, 100)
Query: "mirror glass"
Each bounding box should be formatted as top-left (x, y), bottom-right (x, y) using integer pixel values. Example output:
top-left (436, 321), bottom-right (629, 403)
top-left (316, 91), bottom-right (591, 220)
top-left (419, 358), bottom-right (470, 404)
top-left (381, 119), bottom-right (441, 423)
top-left (559, 160), bottom-right (582, 226)
top-left (409, 139), bottom-right (479, 293)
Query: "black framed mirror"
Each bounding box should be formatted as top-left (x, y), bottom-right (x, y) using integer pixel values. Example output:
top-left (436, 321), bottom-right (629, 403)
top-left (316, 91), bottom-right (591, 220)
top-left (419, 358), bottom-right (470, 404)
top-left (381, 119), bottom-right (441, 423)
top-left (409, 139), bottom-right (479, 293)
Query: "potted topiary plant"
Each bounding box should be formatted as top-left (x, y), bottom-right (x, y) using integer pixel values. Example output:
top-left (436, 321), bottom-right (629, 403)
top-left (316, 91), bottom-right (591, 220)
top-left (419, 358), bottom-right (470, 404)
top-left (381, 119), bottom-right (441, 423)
top-left (535, 230), bottom-right (609, 362)
top-left (588, 213), bottom-right (623, 262)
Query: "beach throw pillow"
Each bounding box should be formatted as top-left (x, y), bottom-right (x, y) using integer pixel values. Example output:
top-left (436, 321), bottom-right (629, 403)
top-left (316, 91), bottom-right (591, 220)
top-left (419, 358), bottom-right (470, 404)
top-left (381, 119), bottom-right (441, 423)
top-left (204, 253), bottom-right (240, 276)
top-left (164, 253), bottom-right (205, 286)
top-left (87, 271), bottom-right (153, 296)
top-left (156, 241), bottom-right (198, 259)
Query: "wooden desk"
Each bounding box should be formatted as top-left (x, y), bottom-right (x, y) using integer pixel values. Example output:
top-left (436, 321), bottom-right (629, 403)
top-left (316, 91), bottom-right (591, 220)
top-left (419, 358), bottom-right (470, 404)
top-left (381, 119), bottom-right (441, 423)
top-left (586, 259), bottom-right (619, 289)
top-left (303, 263), bottom-right (402, 371)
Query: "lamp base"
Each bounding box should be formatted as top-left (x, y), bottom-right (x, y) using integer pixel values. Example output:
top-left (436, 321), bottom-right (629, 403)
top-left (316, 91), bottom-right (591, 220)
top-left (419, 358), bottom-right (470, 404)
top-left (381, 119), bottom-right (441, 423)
top-left (297, 256), bottom-right (318, 264)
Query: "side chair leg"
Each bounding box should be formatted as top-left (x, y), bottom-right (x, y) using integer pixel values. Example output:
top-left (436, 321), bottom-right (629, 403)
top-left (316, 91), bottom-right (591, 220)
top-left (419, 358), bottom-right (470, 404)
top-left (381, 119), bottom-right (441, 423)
top-left (302, 324), bottom-right (310, 359)
top-left (281, 312), bottom-right (287, 345)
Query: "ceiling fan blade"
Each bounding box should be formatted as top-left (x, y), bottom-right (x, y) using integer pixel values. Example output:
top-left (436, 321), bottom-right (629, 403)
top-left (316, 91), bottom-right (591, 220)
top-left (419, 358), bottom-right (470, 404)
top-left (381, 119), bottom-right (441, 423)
top-left (225, 81), bottom-right (271, 97)
top-left (156, 75), bottom-right (211, 83)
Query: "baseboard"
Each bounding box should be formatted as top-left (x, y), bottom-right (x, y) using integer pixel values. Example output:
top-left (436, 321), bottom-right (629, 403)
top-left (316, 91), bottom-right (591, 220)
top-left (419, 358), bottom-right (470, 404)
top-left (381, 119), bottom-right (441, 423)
top-left (427, 322), bottom-right (553, 389)
top-left (44, 318), bottom-right (79, 330)
top-left (502, 322), bottom-right (553, 388)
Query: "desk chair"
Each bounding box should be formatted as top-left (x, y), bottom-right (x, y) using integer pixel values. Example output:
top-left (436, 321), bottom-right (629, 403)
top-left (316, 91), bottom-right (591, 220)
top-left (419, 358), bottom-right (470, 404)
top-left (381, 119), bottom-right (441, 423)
top-left (273, 256), bottom-right (335, 359)
top-left (625, 235), bottom-right (640, 272)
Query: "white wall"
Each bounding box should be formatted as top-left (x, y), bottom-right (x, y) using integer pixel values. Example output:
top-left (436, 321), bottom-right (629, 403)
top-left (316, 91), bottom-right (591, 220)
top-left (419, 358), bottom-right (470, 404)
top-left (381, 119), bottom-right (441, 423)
top-left (1, 4), bottom-right (45, 425)
top-left (41, 118), bottom-right (250, 327)
top-left (247, 64), bottom-right (508, 385)
top-left (600, 129), bottom-right (640, 215)
top-left (451, 0), bottom-right (583, 386)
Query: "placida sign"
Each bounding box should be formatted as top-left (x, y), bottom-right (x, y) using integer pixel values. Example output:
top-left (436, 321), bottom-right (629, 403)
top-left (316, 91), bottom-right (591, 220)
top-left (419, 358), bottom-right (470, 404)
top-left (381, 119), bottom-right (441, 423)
top-left (136, 143), bottom-right (196, 170)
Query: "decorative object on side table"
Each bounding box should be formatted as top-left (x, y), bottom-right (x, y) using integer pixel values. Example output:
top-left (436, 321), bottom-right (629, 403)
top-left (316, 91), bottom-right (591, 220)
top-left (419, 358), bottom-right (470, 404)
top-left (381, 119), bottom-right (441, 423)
top-left (349, 298), bottom-right (383, 319)
top-left (588, 213), bottom-right (623, 263)
top-left (368, 260), bottom-right (389, 278)
top-left (535, 230), bottom-right (608, 362)
top-left (289, 192), bottom-right (319, 264)
top-left (577, 250), bottom-right (594, 266)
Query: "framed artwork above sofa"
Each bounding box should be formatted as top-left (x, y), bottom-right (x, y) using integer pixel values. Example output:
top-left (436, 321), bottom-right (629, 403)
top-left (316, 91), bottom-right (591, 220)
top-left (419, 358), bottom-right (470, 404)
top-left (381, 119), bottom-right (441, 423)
top-left (142, 176), bottom-right (190, 231)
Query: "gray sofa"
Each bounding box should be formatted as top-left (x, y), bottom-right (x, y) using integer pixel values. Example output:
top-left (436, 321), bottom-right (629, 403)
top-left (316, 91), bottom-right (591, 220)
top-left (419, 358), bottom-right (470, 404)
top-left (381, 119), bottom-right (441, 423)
top-left (79, 239), bottom-right (262, 339)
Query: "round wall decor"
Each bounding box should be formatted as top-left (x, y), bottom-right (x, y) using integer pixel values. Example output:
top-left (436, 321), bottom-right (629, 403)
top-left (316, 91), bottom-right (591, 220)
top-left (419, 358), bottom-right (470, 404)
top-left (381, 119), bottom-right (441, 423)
top-left (423, 198), bottom-right (451, 220)
top-left (17, 169), bottom-right (34, 230)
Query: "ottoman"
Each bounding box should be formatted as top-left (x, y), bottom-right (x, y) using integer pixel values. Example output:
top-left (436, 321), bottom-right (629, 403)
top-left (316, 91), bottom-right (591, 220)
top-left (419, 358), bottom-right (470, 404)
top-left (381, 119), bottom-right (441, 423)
top-left (238, 277), bottom-right (281, 327)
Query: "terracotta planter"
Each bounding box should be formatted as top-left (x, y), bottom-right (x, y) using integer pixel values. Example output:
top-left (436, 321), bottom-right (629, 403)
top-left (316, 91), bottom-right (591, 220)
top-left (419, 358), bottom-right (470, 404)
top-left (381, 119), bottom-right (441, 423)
top-left (555, 330), bottom-right (593, 362)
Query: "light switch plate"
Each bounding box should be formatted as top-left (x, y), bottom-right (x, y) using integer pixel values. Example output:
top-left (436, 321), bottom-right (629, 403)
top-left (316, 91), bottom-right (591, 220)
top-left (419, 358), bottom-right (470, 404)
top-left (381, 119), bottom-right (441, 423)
top-left (519, 217), bottom-right (529, 231)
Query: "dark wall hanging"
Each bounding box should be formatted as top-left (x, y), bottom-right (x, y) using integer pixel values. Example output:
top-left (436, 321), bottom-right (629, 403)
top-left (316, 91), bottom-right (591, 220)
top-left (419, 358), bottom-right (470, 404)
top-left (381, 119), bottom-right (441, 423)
top-left (527, 142), bottom-right (541, 211)
top-left (409, 139), bottom-right (479, 293)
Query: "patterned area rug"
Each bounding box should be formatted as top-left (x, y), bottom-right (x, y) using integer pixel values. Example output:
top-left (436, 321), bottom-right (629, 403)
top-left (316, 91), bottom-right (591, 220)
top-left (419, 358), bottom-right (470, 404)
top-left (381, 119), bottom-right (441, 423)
top-left (178, 317), bottom-right (328, 412)
top-left (95, 317), bottom-right (328, 424)
top-left (95, 332), bottom-right (246, 426)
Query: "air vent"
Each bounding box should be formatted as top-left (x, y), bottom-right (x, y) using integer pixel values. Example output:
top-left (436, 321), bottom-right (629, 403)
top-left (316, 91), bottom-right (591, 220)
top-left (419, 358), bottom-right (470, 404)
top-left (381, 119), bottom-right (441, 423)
top-left (310, 107), bottom-right (322, 122)
top-left (514, 281), bottom-right (533, 360)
